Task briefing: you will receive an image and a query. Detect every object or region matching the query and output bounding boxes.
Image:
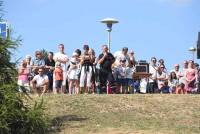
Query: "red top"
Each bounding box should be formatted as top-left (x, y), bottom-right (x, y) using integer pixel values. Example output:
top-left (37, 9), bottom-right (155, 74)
top-left (54, 68), bottom-right (63, 80)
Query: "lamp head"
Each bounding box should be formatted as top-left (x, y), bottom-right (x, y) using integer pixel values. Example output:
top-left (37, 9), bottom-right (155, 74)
top-left (188, 46), bottom-right (196, 52)
top-left (101, 18), bottom-right (119, 32)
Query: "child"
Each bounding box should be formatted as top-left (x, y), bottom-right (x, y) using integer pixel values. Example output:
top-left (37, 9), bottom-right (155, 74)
top-left (176, 83), bottom-right (187, 94)
top-left (125, 63), bottom-right (135, 93)
top-left (67, 52), bottom-right (80, 94)
top-left (168, 71), bottom-right (179, 93)
top-left (161, 81), bottom-right (170, 94)
top-left (54, 62), bottom-right (63, 93)
top-left (116, 59), bottom-right (127, 93)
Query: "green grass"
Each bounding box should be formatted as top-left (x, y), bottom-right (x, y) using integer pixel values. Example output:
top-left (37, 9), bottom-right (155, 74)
top-left (31, 94), bottom-right (200, 134)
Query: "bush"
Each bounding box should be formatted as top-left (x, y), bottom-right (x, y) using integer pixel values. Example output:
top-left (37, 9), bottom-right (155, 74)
top-left (0, 84), bottom-right (48, 134)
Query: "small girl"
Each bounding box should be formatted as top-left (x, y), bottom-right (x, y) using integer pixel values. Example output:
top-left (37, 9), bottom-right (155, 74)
top-left (168, 71), bottom-right (179, 93)
top-left (67, 52), bottom-right (80, 94)
top-left (125, 63), bottom-right (135, 93)
top-left (54, 62), bottom-right (63, 93)
top-left (116, 59), bottom-right (127, 93)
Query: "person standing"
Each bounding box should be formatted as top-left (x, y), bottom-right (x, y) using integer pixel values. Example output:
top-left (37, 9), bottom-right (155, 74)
top-left (79, 45), bottom-right (95, 94)
top-left (185, 60), bottom-right (197, 93)
top-left (98, 45), bottom-right (115, 93)
top-left (147, 57), bottom-right (158, 93)
top-left (179, 60), bottom-right (188, 85)
top-left (67, 52), bottom-right (80, 94)
top-left (129, 50), bottom-right (136, 66)
top-left (114, 47), bottom-right (130, 67)
top-left (32, 50), bottom-right (45, 76)
top-left (18, 60), bottom-right (30, 92)
top-left (53, 44), bottom-right (69, 93)
top-left (54, 62), bottom-right (63, 93)
top-left (45, 52), bottom-right (55, 92)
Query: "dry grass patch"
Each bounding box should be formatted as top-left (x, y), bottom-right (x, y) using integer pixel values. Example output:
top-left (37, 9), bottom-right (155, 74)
top-left (29, 94), bottom-right (200, 134)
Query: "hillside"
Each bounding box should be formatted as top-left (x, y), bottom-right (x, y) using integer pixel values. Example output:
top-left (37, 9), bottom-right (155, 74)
top-left (33, 94), bottom-right (200, 134)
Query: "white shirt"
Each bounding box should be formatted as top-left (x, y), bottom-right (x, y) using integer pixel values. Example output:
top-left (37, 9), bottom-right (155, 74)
top-left (117, 66), bottom-right (126, 79)
top-left (54, 52), bottom-right (69, 72)
top-left (32, 74), bottom-right (48, 87)
top-left (157, 71), bottom-right (168, 89)
top-left (114, 51), bottom-right (130, 66)
top-left (126, 67), bottom-right (135, 79)
top-left (149, 64), bottom-right (157, 83)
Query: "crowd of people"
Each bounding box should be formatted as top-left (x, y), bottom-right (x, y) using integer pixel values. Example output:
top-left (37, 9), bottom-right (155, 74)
top-left (17, 43), bottom-right (200, 96)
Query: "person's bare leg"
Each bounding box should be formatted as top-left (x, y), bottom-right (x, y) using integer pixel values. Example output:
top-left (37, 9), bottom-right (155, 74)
top-left (85, 87), bottom-right (88, 94)
top-left (80, 87), bottom-right (84, 94)
top-left (68, 80), bottom-right (73, 95)
top-left (61, 85), bottom-right (66, 94)
top-left (31, 83), bottom-right (38, 95)
top-left (40, 85), bottom-right (47, 96)
top-left (75, 80), bottom-right (79, 94)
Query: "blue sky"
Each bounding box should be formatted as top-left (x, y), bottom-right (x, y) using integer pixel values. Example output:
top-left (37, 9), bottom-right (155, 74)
top-left (4, 0), bottom-right (200, 69)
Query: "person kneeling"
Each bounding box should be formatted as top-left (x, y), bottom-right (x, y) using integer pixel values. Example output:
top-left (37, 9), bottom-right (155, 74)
top-left (31, 67), bottom-right (49, 96)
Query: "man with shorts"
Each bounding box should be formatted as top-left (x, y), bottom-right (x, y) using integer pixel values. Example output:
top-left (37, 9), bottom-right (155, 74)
top-left (53, 44), bottom-right (69, 93)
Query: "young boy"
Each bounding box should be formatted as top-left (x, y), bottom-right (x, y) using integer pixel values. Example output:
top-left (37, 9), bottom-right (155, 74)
top-left (54, 62), bottom-right (63, 93)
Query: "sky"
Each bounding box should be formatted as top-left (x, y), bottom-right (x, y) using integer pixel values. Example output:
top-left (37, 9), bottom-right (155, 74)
top-left (4, 0), bottom-right (200, 70)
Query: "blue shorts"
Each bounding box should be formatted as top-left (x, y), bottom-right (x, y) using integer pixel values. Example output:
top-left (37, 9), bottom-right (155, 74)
top-left (117, 78), bottom-right (127, 86)
top-left (55, 80), bottom-right (62, 88)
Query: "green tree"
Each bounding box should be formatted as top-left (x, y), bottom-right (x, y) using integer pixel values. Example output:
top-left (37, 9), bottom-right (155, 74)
top-left (0, 1), bottom-right (48, 133)
top-left (41, 48), bottom-right (48, 61)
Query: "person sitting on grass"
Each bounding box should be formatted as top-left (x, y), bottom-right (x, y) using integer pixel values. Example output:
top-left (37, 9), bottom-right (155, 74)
top-left (31, 67), bottom-right (49, 96)
top-left (157, 65), bottom-right (168, 93)
top-left (176, 83), bottom-right (187, 94)
top-left (160, 81), bottom-right (170, 94)
top-left (168, 71), bottom-right (179, 93)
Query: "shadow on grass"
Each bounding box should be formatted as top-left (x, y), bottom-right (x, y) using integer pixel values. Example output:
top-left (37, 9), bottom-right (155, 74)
top-left (48, 115), bottom-right (88, 133)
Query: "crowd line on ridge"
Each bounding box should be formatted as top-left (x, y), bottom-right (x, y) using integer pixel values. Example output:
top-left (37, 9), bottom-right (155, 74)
top-left (17, 44), bottom-right (200, 96)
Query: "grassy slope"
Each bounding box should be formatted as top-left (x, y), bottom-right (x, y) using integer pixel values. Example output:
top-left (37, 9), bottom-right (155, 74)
top-left (36, 94), bottom-right (200, 134)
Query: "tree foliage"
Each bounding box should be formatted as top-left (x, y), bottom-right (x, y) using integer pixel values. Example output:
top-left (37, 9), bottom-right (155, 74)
top-left (0, 1), bottom-right (48, 133)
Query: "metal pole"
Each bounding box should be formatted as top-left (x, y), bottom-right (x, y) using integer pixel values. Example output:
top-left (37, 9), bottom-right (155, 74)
top-left (193, 51), bottom-right (195, 62)
top-left (108, 31), bottom-right (111, 52)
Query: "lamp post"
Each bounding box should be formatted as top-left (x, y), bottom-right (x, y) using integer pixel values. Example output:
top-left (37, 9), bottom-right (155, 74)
top-left (188, 46), bottom-right (196, 61)
top-left (101, 18), bottom-right (119, 52)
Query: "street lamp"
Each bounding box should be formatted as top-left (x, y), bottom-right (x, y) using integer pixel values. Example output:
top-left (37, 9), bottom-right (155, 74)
top-left (100, 18), bottom-right (119, 52)
top-left (188, 46), bottom-right (196, 61)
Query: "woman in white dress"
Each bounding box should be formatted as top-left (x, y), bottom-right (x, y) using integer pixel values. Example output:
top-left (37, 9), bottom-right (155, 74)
top-left (67, 52), bottom-right (80, 94)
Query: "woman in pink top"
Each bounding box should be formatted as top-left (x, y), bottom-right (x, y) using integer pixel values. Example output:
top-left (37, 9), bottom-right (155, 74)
top-left (18, 60), bottom-right (30, 92)
top-left (185, 61), bottom-right (196, 93)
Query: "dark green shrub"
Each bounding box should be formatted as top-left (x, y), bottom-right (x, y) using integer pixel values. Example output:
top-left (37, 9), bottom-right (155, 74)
top-left (0, 84), bottom-right (48, 134)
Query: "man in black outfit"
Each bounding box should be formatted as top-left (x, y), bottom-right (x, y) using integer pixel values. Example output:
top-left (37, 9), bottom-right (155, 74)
top-left (45, 52), bottom-right (55, 92)
top-left (98, 45), bottom-right (115, 93)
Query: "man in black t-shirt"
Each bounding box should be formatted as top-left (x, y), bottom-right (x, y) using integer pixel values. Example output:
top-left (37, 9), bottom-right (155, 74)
top-left (98, 45), bottom-right (115, 93)
top-left (45, 52), bottom-right (55, 92)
